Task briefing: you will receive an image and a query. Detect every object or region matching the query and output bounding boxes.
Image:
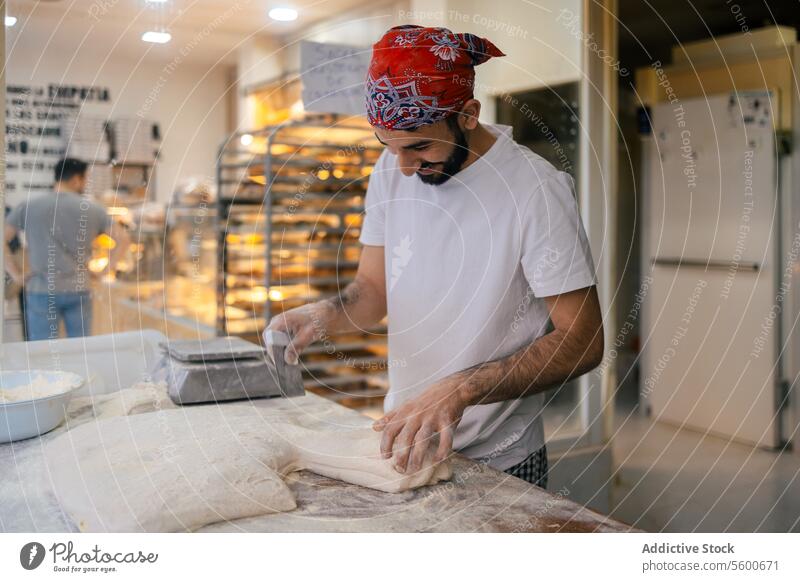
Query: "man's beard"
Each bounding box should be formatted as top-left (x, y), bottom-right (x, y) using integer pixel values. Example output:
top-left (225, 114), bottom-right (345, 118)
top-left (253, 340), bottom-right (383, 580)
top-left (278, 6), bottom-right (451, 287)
top-left (416, 124), bottom-right (469, 185)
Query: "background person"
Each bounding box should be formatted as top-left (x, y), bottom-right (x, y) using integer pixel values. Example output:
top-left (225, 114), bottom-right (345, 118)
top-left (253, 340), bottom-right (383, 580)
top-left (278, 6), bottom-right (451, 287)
top-left (4, 157), bottom-right (130, 340)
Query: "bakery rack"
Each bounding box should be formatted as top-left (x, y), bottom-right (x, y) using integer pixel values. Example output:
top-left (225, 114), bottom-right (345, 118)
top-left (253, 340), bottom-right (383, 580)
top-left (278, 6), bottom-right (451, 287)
top-left (215, 114), bottom-right (388, 410)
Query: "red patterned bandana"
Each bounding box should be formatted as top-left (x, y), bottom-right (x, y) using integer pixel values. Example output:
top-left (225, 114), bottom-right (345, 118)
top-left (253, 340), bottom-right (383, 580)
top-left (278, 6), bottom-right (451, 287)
top-left (366, 25), bottom-right (504, 131)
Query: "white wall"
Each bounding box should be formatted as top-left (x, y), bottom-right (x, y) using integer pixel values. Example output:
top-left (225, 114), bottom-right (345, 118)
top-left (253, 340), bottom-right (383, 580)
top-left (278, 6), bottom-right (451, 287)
top-left (287, 0), bottom-right (411, 51)
top-left (443, 0), bottom-right (582, 91)
top-left (235, 0), bottom-right (581, 126)
top-left (238, 36), bottom-right (289, 96)
top-left (235, 0), bottom-right (410, 129)
top-left (5, 28), bottom-right (232, 204)
top-left (402, 0), bottom-right (582, 120)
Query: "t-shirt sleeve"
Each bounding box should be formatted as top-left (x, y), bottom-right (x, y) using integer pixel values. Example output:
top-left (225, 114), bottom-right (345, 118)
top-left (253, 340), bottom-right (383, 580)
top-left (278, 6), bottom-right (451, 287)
top-left (6, 202), bottom-right (28, 231)
top-left (520, 171), bottom-right (597, 297)
top-left (358, 151), bottom-right (389, 247)
top-left (94, 203), bottom-right (112, 235)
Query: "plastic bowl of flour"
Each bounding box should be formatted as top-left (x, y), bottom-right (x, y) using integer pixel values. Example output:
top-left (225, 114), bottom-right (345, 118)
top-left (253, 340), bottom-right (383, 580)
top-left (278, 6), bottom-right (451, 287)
top-left (0, 370), bottom-right (85, 443)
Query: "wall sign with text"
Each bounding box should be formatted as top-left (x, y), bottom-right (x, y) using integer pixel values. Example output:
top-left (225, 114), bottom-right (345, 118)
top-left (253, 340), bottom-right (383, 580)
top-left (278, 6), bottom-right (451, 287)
top-left (5, 84), bottom-right (111, 205)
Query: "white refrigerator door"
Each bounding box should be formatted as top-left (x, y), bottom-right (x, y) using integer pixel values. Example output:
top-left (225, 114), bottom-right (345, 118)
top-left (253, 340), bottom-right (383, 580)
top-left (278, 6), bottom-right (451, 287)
top-left (642, 92), bottom-right (780, 448)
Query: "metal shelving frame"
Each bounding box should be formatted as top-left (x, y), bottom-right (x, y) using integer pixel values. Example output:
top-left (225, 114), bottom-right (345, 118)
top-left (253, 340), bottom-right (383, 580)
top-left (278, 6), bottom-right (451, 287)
top-left (215, 114), bottom-right (388, 407)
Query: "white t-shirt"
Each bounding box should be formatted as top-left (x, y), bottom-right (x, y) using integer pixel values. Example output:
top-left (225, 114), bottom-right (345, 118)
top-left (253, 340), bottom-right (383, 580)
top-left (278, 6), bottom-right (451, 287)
top-left (359, 123), bottom-right (597, 470)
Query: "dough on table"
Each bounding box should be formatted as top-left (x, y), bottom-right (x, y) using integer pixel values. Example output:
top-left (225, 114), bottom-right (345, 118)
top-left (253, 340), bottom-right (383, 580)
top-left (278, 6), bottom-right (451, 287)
top-left (67, 382), bottom-right (172, 422)
top-left (44, 404), bottom-right (451, 532)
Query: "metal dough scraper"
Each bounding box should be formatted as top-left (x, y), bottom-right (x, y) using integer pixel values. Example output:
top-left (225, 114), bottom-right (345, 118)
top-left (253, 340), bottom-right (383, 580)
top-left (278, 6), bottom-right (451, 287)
top-left (152, 333), bottom-right (304, 405)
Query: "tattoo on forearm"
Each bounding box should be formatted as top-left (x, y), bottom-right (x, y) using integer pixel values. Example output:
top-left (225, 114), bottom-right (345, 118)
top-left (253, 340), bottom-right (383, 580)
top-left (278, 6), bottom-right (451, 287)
top-left (329, 281), bottom-right (362, 312)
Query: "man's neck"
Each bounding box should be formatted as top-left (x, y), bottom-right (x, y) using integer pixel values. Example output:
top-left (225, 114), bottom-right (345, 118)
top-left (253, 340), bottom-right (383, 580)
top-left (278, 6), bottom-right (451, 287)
top-left (54, 184), bottom-right (79, 195)
top-left (459, 123), bottom-right (497, 172)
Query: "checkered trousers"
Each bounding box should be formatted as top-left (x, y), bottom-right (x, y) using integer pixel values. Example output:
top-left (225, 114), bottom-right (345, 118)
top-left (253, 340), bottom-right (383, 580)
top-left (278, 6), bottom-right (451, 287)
top-left (504, 444), bottom-right (548, 489)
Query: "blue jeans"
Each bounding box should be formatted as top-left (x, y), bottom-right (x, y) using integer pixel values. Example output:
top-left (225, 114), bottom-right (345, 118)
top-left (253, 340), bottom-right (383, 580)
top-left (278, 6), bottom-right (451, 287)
top-left (25, 292), bottom-right (92, 341)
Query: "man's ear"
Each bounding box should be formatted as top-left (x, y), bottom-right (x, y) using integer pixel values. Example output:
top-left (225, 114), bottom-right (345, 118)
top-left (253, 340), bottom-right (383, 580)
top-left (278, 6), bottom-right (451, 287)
top-left (459, 99), bottom-right (481, 130)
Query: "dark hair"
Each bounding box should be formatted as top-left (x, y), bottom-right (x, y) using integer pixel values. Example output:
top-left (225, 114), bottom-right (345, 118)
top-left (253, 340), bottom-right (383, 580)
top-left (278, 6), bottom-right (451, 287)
top-left (444, 113), bottom-right (461, 133)
top-left (405, 113), bottom-right (463, 133)
top-left (53, 158), bottom-right (88, 183)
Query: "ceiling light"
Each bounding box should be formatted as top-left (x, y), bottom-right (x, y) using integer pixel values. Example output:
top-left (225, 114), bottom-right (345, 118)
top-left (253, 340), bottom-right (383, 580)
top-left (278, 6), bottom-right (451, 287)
top-left (240, 134), bottom-right (254, 146)
top-left (145, 0), bottom-right (169, 3)
top-left (142, 31), bottom-right (172, 44)
top-left (5, 16), bottom-right (17, 27)
top-left (268, 7), bottom-right (298, 22)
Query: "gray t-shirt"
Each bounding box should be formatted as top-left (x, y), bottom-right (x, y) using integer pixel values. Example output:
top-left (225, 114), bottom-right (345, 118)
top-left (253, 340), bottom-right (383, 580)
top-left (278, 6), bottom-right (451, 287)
top-left (7, 192), bottom-right (110, 294)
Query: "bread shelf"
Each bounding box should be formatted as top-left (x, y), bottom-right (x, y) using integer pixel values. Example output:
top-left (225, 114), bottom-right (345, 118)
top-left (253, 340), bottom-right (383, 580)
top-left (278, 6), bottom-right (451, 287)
top-left (215, 115), bottom-right (388, 410)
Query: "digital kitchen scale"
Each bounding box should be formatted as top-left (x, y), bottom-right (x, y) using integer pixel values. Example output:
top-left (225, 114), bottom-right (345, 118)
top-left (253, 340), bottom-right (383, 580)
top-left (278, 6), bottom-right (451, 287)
top-left (152, 333), bottom-right (304, 404)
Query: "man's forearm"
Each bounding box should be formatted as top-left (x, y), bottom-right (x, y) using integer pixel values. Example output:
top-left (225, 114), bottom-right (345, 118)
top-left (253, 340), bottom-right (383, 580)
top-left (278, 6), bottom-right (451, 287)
top-left (453, 327), bottom-right (603, 407)
top-left (316, 277), bottom-right (386, 336)
top-left (3, 243), bottom-right (23, 281)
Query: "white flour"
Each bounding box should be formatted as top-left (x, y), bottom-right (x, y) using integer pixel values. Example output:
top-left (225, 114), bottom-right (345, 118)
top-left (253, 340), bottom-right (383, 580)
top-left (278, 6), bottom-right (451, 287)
top-left (0, 373), bottom-right (79, 403)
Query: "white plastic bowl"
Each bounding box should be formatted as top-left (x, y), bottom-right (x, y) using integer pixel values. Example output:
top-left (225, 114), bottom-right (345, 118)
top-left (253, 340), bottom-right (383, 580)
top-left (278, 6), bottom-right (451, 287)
top-left (0, 370), bottom-right (85, 443)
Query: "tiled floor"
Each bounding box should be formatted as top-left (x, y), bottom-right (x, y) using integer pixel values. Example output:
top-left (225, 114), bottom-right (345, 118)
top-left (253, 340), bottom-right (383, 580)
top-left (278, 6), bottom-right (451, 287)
top-left (608, 405), bottom-right (800, 532)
